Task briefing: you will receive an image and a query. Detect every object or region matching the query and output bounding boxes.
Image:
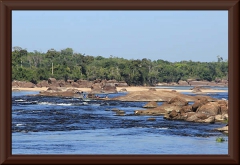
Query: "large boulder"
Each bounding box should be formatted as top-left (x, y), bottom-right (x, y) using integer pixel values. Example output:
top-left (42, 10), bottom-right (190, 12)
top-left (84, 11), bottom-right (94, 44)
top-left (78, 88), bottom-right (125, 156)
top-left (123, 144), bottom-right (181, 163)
top-left (167, 96), bottom-right (188, 106)
top-left (185, 112), bottom-right (215, 123)
top-left (48, 78), bottom-right (57, 84)
top-left (102, 83), bottom-right (117, 93)
top-left (91, 83), bottom-right (103, 93)
top-left (181, 105), bottom-right (193, 113)
top-left (196, 102), bottom-right (221, 116)
top-left (192, 97), bottom-right (209, 112)
top-left (48, 78), bottom-right (60, 87)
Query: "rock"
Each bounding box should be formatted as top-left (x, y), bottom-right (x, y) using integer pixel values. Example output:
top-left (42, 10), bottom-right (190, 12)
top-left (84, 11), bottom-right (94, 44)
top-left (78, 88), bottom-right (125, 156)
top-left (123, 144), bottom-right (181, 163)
top-left (157, 104), bottom-right (183, 113)
top-left (220, 105), bottom-right (228, 115)
top-left (168, 96), bottom-right (188, 106)
top-left (111, 108), bottom-right (120, 112)
top-left (102, 83), bottom-right (117, 93)
top-left (119, 88), bottom-right (127, 92)
top-left (194, 95), bottom-right (217, 102)
top-left (147, 118), bottom-right (156, 121)
top-left (217, 100), bottom-right (228, 107)
top-left (115, 110), bottom-right (125, 116)
top-left (47, 87), bottom-right (62, 91)
top-left (12, 80), bottom-right (19, 87)
top-left (215, 126), bottom-right (228, 134)
top-left (178, 80), bottom-right (189, 86)
top-left (48, 78), bottom-right (57, 84)
top-left (191, 86), bottom-right (202, 93)
top-left (91, 83), bottom-right (103, 93)
top-left (222, 113), bottom-right (228, 120)
top-left (76, 80), bottom-right (93, 88)
top-left (197, 102), bottom-right (221, 116)
top-left (143, 101), bottom-right (158, 108)
top-left (57, 80), bottom-right (66, 87)
top-left (203, 116), bottom-right (215, 124)
top-left (112, 90), bottom-right (197, 102)
top-left (14, 81), bottom-right (36, 88)
top-left (185, 112), bottom-right (214, 123)
top-left (192, 97), bottom-right (208, 112)
top-left (116, 81), bottom-right (128, 87)
top-left (134, 109), bottom-right (166, 116)
top-left (169, 110), bottom-right (178, 118)
top-left (181, 105), bottom-right (193, 113)
top-left (71, 82), bottom-right (80, 88)
top-left (215, 114), bottom-right (225, 122)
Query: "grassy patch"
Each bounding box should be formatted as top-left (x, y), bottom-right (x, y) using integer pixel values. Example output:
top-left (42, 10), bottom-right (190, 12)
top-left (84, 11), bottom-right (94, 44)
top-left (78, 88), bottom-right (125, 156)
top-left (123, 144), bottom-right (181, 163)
top-left (216, 137), bottom-right (226, 142)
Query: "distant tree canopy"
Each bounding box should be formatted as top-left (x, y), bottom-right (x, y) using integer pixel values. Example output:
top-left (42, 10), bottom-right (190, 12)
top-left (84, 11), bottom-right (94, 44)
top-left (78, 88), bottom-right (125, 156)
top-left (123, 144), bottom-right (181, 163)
top-left (12, 47), bottom-right (228, 86)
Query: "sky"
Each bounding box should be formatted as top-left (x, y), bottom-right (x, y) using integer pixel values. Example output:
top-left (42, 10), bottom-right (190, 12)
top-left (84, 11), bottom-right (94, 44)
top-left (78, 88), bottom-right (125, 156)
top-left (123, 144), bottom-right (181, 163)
top-left (12, 10), bottom-right (228, 62)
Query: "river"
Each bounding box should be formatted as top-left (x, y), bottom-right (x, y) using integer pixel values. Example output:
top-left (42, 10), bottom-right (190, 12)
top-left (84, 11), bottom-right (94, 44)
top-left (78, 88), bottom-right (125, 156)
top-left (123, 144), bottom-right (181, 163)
top-left (12, 87), bottom-right (228, 154)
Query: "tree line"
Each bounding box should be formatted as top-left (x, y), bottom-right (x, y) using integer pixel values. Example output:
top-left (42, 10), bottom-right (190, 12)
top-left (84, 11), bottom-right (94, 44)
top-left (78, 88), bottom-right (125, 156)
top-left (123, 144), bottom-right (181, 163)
top-left (12, 46), bottom-right (228, 86)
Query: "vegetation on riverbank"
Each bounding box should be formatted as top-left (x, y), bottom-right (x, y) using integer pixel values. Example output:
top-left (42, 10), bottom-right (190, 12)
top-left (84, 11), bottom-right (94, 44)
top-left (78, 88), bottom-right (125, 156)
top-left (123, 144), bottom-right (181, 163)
top-left (12, 46), bottom-right (228, 86)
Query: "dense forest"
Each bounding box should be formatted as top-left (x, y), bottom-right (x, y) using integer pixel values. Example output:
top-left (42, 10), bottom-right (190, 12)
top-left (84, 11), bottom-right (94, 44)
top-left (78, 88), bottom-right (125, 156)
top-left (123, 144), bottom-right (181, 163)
top-left (12, 46), bottom-right (228, 86)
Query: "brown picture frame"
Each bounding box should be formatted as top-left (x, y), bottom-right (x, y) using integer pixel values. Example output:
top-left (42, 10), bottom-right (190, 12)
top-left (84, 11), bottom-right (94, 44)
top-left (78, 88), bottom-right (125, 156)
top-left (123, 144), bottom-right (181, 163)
top-left (0, 0), bottom-right (239, 164)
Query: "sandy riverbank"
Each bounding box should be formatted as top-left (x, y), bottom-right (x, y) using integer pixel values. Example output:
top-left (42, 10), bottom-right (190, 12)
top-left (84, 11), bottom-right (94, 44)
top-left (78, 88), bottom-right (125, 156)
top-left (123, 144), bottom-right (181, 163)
top-left (12, 86), bottom-right (228, 93)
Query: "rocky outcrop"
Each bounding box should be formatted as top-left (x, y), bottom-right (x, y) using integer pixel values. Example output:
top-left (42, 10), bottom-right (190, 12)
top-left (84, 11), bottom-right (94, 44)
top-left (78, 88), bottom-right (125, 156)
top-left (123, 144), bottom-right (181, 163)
top-left (135, 108), bottom-right (167, 116)
top-left (12, 80), bottom-right (36, 88)
top-left (37, 87), bottom-right (83, 97)
top-left (163, 97), bottom-right (228, 124)
top-left (134, 94), bottom-right (227, 124)
top-left (112, 90), bottom-right (198, 102)
top-left (12, 79), bottom-right (128, 90)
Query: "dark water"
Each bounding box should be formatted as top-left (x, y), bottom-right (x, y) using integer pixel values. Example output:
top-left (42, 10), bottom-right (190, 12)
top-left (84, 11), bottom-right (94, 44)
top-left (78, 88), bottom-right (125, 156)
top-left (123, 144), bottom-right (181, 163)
top-left (12, 89), bottom-right (228, 154)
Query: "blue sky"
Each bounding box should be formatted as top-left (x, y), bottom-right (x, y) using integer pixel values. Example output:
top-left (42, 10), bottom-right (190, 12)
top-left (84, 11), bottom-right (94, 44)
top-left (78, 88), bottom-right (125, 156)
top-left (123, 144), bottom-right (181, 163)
top-left (12, 10), bottom-right (228, 62)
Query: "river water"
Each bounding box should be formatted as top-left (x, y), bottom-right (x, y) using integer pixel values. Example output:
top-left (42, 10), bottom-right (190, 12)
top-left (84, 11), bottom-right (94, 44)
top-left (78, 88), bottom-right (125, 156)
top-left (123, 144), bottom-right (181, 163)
top-left (12, 87), bottom-right (228, 154)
